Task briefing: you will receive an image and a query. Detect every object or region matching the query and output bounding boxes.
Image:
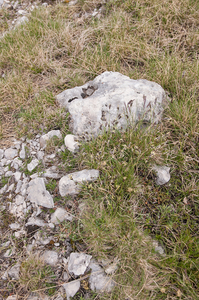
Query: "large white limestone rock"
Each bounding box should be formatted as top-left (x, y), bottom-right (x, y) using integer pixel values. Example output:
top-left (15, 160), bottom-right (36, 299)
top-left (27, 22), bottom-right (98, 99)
top-left (27, 178), bottom-right (54, 208)
top-left (59, 169), bottom-right (99, 197)
top-left (56, 71), bottom-right (168, 138)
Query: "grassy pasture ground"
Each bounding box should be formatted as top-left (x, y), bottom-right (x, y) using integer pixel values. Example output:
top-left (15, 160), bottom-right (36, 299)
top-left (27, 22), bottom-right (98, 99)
top-left (0, 0), bottom-right (198, 299)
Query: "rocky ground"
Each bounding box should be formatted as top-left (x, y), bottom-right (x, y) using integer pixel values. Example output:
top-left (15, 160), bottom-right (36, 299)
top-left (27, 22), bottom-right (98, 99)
top-left (0, 130), bottom-right (117, 299)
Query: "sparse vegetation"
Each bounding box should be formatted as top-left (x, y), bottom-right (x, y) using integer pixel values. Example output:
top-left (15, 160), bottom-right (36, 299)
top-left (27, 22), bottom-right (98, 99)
top-left (0, 0), bottom-right (198, 299)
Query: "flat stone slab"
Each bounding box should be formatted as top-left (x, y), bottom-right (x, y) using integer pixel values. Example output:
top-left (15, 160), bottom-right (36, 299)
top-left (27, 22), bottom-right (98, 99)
top-left (51, 208), bottom-right (73, 224)
top-left (59, 169), bottom-right (99, 197)
top-left (27, 178), bottom-right (54, 208)
top-left (62, 280), bottom-right (80, 300)
top-left (68, 252), bottom-right (92, 276)
top-left (56, 71), bottom-right (168, 138)
top-left (89, 260), bottom-right (115, 292)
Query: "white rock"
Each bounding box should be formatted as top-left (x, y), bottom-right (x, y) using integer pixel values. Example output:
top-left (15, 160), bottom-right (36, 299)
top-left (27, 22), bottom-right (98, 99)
top-left (62, 280), bottom-right (80, 300)
top-left (15, 180), bottom-right (22, 193)
top-left (89, 260), bottom-right (115, 292)
top-left (41, 250), bottom-right (59, 267)
top-left (18, 9), bottom-right (26, 15)
top-left (68, 252), bottom-right (92, 276)
top-left (5, 170), bottom-right (13, 177)
top-left (27, 158), bottom-right (39, 172)
top-left (43, 166), bottom-right (61, 179)
top-left (37, 150), bottom-right (44, 160)
top-left (8, 262), bottom-right (21, 280)
top-left (64, 134), bottom-right (79, 153)
top-left (11, 157), bottom-right (23, 169)
top-left (19, 143), bottom-right (26, 159)
top-left (59, 169), bottom-right (99, 197)
top-left (51, 208), bottom-right (73, 224)
top-left (6, 295), bottom-right (17, 300)
top-left (26, 217), bottom-right (47, 227)
top-left (27, 178), bottom-right (54, 208)
top-left (59, 176), bottom-right (78, 196)
top-left (7, 183), bottom-right (15, 192)
top-left (0, 184), bottom-right (8, 194)
top-left (152, 165), bottom-right (170, 185)
top-left (56, 71), bottom-right (168, 138)
top-left (4, 148), bottom-right (18, 160)
top-left (9, 223), bottom-right (20, 230)
top-left (0, 149), bottom-right (4, 159)
top-left (15, 16), bottom-right (28, 27)
top-left (4, 248), bottom-right (15, 257)
top-left (15, 194), bottom-right (24, 205)
top-left (40, 130), bottom-right (62, 149)
top-left (14, 171), bottom-right (21, 182)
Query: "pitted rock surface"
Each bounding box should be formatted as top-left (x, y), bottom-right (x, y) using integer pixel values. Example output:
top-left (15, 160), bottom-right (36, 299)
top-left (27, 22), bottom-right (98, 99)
top-left (56, 71), bottom-right (168, 138)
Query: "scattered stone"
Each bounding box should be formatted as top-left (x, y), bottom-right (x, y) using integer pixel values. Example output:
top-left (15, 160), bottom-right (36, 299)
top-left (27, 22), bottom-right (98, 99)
top-left (27, 178), bottom-right (54, 208)
top-left (15, 16), bottom-right (28, 27)
top-left (9, 223), bottom-right (21, 230)
top-left (19, 143), bottom-right (26, 159)
top-left (8, 262), bottom-right (21, 280)
top-left (0, 149), bottom-right (4, 159)
top-left (40, 130), bottom-right (62, 149)
top-left (152, 165), bottom-right (170, 185)
top-left (14, 171), bottom-right (21, 182)
top-left (4, 248), bottom-right (15, 257)
top-left (59, 169), bottom-right (99, 197)
top-left (43, 166), bottom-right (61, 179)
top-left (27, 158), bottom-right (39, 172)
top-left (15, 195), bottom-right (24, 206)
top-left (68, 252), bottom-right (92, 276)
top-left (41, 250), bottom-right (59, 267)
top-left (51, 208), bottom-right (73, 224)
top-left (89, 260), bottom-right (115, 292)
top-left (4, 148), bottom-right (18, 160)
top-left (64, 134), bottom-right (79, 153)
top-left (26, 217), bottom-right (47, 227)
top-left (62, 280), bottom-right (80, 300)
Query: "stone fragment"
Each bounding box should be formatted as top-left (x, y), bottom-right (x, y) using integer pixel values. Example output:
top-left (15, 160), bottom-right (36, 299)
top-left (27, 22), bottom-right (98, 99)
top-left (41, 250), bottom-right (59, 267)
top-left (11, 157), bottom-right (23, 169)
top-left (15, 195), bottom-right (24, 206)
top-left (15, 180), bottom-right (22, 193)
top-left (4, 148), bottom-right (18, 160)
top-left (26, 217), bottom-right (47, 227)
top-left (5, 171), bottom-right (13, 177)
top-left (89, 260), bottom-right (115, 292)
top-left (9, 223), bottom-right (20, 230)
top-left (153, 165), bottom-right (170, 185)
top-left (6, 296), bottom-right (17, 300)
top-left (62, 280), bottom-right (80, 300)
top-left (51, 208), bottom-right (73, 224)
top-left (56, 71), bottom-right (168, 138)
top-left (14, 230), bottom-right (26, 238)
top-left (0, 184), bottom-right (7, 194)
top-left (8, 262), bottom-right (21, 280)
top-left (59, 169), bottom-right (99, 197)
top-left (40, 130), bottom-right (62, 149)
top-left (19, 143), bottom-right (26, 159)
top-left (64, 134), bottom-right (79, 153)
top-left (37, 150), bottom-right (44, 160)
top-left (14, 171), bottom-right (21, 182)
top-left (27, 158), bottom-right (39, 172)
top-left (43, 166), bottom-right (61, 179)
top-left (15, 16), bottom-right (28, 27)
top-left (27, 178), bottom-right (54, 208)
top-left (68, 252), bottom-right (92, 276)
top-left (0, 149), bottom-right (4, 159)
top-left (4, 248), bottom-right (15, 257)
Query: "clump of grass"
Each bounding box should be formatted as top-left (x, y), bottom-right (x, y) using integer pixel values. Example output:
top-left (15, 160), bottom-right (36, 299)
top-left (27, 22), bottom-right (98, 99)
top-left (19, 254), bottom-right (57, 295)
